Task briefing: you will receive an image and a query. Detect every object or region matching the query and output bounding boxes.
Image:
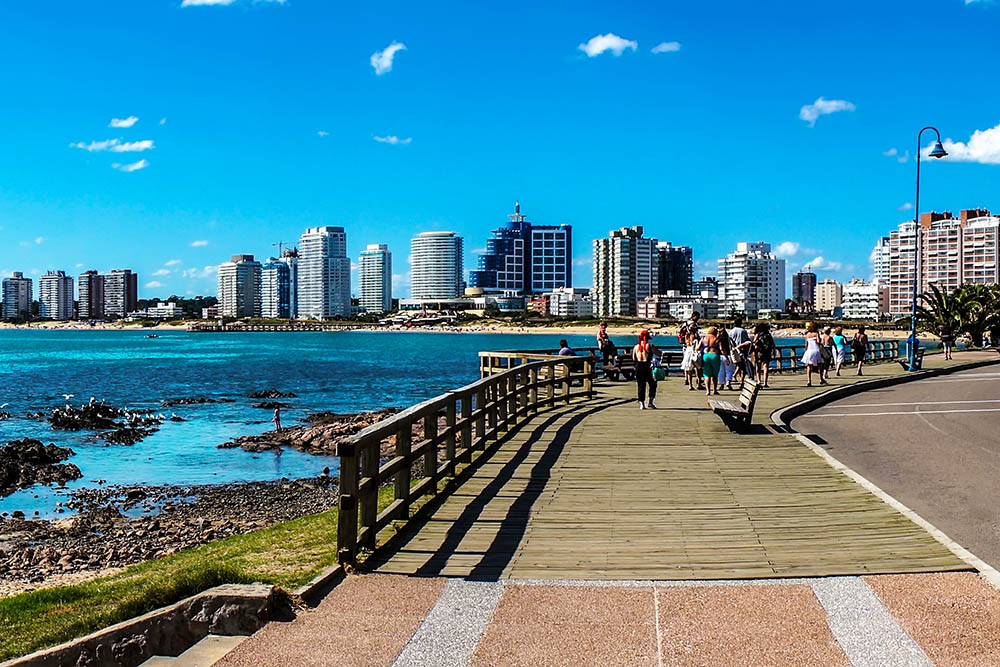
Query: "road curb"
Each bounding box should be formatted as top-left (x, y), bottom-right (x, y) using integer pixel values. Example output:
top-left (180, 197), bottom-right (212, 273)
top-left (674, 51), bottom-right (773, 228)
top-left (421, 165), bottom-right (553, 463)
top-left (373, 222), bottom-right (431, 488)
top-left (770, 357), bottom-right (1000, 593)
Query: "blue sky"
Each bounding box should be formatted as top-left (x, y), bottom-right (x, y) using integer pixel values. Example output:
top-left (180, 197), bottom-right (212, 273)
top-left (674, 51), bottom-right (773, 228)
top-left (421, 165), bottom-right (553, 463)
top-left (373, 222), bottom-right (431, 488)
top-left (2, 0), bottom-right (1000, 299)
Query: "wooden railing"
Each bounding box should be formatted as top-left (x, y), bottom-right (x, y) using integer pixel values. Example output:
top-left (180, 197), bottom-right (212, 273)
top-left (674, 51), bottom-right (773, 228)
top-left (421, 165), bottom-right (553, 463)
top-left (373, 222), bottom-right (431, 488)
top-left (770, 339), bottom-right (901, 371)
top-left (336, 355), bottom-right (597, 567)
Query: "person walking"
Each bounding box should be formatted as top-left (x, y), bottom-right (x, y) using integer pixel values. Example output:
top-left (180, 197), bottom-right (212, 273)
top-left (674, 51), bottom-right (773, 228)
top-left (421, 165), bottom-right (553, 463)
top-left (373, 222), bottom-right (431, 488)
top-left (939, 324), bottom-right (954, 360)
top-left (596, 322), bottom-right (617, 365)
top-left (681, 331), bottom-right (699, 390)
top-left (801, 321), bottom-right (827, 387)
top-left (832, 326), bottom-right (849, 376)
top-left (717, 327), bottom-right (736, 390)
top-left (752, 322), bottom-right (777, 387)
top-left (852, 325), bottom-right (869, 376)
top-left (633, 329), bottom-right (660, 409)
top-left (820, 326), bottom-right (835, 382)
top-left (701, 326), bottom-right (722, 396)
top-left (729, 316), bottom-right (753, 384)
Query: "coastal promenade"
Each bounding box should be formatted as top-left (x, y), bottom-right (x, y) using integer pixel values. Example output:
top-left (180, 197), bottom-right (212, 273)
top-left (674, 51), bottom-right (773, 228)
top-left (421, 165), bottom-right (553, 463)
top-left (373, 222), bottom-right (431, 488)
top-left (217, 351), bottom-right (1000, 666)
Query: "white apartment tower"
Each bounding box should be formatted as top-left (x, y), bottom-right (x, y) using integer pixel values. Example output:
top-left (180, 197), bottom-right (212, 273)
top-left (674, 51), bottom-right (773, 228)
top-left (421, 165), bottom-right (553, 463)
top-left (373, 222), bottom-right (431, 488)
top-left (39, 271), bottom-right (74, 320)
top-left (410, 232), bottom-right (464, 299)
top-left (717, 242), bottom-right (786, 317)
top-left (359, 244), bottom-right (392, 314)
top-left (218, 254), bottom-right (262, 318)
top-left (842, 279), bottom-right (889, 321)
top-left (2, 272), bottom-right (33, 320)
top-left (298, 226), bottom-right (351, 319)
top-left (592, 226), bottom-right (659, 317)
top-left (872, 236), bottom-right (891, 285)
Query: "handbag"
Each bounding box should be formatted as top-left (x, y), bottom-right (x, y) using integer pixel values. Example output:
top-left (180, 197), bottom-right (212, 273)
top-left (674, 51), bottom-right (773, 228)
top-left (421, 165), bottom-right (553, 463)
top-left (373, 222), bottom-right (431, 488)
top-left (730, 344), bottom-right (744, 364)
top-left (652, 367), bottom-right (667, 381)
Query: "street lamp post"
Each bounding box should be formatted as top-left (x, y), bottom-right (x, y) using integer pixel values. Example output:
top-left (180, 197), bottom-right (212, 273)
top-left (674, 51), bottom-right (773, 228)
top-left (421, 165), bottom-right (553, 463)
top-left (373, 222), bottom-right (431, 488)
top-left (909, 126), bottom-right (949, 371)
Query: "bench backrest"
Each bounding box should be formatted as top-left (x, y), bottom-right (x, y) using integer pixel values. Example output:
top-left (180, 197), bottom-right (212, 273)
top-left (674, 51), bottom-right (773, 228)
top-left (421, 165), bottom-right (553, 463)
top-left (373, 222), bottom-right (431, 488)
top-left (739, 379), bottom-right (761, 414)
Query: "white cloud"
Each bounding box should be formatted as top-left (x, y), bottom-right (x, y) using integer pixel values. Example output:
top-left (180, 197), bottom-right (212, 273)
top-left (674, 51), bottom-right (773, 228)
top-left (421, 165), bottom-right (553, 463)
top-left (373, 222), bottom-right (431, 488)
top-left (882, 147), bottom-right (898, 156)
top-left (111, 159), bottom-right (149, 172)
top-left (109, 116), bottom-right (138, 128)
top-left (165, 259), bottom-right (182, 266)
top-left (145, 281), bottom-right (164, 288)
top-left (774, 241), bottom-right (801, 257)
top-left (374, 135), bottom-right (412, 145)
top-left (371, 41), bottom-right (406, 75)
top-left (181, 0), bottom-right (286, 5)
top-left (159, 118), bottom-right (167, 125)
top-left (896, 150), bottom-right (910, 164)
top-left (578, 33), bottom-right (638, 57)
top-left (651, 41), bottom-right (681, 54)
top-left (71, 138), bottom-right (154, 153)
top-left (799, 97), bottom-right (856, 127)
top-left (933, 122), bottom-right (1000, 164)
top-left (804, 256), bottom-right (843, 272)
top-left (317, 130), bottom-right (329, 137)
top-left (113, 140), bottom-right (154, 153)
top-left (152, 269), bottom-right (171, 276)
top-left (898, 202), bottom-right (914, 211)
top-left (71, 139), bottom-right (120, 152)
top-left (35, 236), bottom-right (44, 245)
top-left (75, 263), bottom-right (84, 268)
top-left (190, 240), bottom-right (209, 247)
top-left (181, 265), bottom-right (217, 279)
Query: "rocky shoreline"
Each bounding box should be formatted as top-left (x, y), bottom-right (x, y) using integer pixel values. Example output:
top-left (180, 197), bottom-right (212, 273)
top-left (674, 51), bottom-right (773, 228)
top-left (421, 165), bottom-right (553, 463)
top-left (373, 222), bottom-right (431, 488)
top-left (0, 474), bottom-right (337, 596)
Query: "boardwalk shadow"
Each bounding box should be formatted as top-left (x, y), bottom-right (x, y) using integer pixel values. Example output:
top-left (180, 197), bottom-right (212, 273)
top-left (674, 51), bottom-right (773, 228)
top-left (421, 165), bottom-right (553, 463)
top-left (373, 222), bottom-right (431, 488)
top-left (365, 397), bottom-right (628, 581)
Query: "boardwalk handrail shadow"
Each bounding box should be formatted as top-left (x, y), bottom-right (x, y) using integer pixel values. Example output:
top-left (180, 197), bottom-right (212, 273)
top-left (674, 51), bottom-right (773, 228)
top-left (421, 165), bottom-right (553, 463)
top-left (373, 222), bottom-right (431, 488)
top-left (336, 354), bottom-right (597, 567)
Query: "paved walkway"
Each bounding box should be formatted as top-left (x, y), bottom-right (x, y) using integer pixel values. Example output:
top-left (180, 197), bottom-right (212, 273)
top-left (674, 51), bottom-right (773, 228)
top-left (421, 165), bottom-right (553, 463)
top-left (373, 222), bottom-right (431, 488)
top-left (217, 351), bottom-right (1000, 666)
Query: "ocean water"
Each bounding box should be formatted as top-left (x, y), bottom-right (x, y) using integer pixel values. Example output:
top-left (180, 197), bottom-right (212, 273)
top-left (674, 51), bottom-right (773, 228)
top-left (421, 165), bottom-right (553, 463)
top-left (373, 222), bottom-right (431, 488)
top-left (0, 329), bottom-right (603, 517)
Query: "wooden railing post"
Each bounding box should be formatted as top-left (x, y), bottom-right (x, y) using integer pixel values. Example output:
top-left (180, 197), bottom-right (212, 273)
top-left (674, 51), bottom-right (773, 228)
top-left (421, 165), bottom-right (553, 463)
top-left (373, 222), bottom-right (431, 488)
top-left (497, 377), bottom-right (508, 432)
top-left (395, 417), bottom-right (412, 518)
top-left (337, 443), bottom-right (359, 566)
top-left (562, 361), bottom-right (572, 404)
top-left (529, 367), bottom-right (538, 414)
top-left (360, 437), bottom-right (378, 551)
top-left (547, 362), bottom-right (555, 405)
top-left (460, 394), bottom-right (472, 463)
top-left (445, 399), bottom-right (457, 477)
top-left (475, 388), bottom-right (487, 449)
top-left (584, 358), bottom-right (594, 399)
top-left (423, 410), bottom-right (439, 495)
top-left (487, 384), bottom-right (498, 442)
top-left (507, 373), bottom-right (518, 424)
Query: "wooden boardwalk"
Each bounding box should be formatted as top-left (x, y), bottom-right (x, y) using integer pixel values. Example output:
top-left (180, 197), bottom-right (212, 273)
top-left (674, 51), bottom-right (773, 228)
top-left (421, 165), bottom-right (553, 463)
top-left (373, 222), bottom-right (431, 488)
top-left (371, 357), bottom-right (975, 580)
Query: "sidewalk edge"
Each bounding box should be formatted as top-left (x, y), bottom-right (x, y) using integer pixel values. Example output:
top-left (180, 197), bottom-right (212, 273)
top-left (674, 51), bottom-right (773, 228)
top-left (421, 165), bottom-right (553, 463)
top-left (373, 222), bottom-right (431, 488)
top-left (771, 358), bottom-right (1000, 592)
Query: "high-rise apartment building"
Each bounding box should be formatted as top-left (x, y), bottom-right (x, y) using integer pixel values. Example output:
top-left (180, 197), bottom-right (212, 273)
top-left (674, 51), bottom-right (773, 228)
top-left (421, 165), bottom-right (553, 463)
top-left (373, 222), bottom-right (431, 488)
top-left (2, 272), bottom-right (33, 320)
top-left (411, 231), bottom-right (464, 299)
top-left (842, 279), bottom-right (889, 321)
top-left (39, 271), bottom-right (74, 320)
top-left (692, 277), bottom-right (719, 297)
top-left (298, 226), bottom-right (351, 319)
top-left (218, 255), bottom-right (262, 319)
top-left (592, 226), bottom-right (659, 317)
top-left (261, 257), bottom-right (293, 319)
top-left (872, 236), bottom-right (891, 285)
top-left (792, 269), bottom-right (817, 307)
top-left (887, 209), bottom-right (1000, 317)
top-left (468, 203), bottom-right (571, 294)
top-left (717, 242), bottom-right (786, 317)
top-left (656, 242), bottom-right (693, 294)
top-left (78, 270), bottom-right (104, 320)
top-left (815, 279), bottom-right (843, 313)
top-left (359, 244), bottom-right (392, 314)
top-left (103, 269), bottom-right (138, 318)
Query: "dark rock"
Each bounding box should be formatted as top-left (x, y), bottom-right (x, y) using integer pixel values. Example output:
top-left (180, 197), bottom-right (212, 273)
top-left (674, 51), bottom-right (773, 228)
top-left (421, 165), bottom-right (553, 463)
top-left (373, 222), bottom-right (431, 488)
top-left (250, 401), bottom-right (292, 410)
top-left (247, 389), bottom-right (297, 399)
top-left (0, 438), bottom-right (83, 497)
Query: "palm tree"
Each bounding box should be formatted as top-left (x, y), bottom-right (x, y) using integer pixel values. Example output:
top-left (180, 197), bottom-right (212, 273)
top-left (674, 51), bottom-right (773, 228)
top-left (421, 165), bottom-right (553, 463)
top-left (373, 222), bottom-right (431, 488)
top-left (914, 283), bottom-right (960, 337)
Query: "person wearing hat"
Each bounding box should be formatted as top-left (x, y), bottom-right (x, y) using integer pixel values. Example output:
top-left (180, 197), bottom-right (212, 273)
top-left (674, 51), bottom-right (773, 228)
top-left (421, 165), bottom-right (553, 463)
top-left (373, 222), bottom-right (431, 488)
top-left (632, 329), bottom-right (661, 409)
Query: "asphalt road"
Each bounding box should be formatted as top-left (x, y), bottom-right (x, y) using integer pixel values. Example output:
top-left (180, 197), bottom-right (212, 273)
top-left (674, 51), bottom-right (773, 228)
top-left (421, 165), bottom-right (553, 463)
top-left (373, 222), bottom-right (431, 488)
top-left (792, 366), bottom-right (1000, 570)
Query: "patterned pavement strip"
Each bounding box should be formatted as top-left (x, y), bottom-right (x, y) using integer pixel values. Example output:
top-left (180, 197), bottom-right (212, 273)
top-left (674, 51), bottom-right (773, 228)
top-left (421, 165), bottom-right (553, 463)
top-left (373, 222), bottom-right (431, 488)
top-left (392, 580), bottom-right (504, 667)
top-left (810, 577), bottom-right (932, 667)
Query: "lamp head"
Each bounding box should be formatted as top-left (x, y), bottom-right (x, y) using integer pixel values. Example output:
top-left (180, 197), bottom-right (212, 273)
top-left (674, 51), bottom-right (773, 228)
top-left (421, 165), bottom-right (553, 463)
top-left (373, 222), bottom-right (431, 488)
top-left (929, 141), bottom-right (948, 159)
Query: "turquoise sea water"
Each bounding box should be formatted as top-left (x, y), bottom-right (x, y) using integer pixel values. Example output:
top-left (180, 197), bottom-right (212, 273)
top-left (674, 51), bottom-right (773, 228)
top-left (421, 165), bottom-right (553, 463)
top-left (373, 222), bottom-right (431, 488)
top-left (0, 330), bottom-right (605, 517)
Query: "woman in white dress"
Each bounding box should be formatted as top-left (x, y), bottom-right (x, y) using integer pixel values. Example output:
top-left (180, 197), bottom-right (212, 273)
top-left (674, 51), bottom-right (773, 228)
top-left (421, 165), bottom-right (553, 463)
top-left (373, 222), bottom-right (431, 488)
top-left (680, 331), bottom-right (698, 391)
top-left (800, 321), bottom-right (827, 387)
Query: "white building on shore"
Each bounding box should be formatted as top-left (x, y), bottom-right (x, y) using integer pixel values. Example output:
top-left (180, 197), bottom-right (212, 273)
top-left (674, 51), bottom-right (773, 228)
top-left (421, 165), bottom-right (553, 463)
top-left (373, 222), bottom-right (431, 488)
top-left (411, 232), bottom-right (464, 299)
top-left (218, 254), bottom-right (262, 319)
top-left (39, 270), bottom-right (74, 320)
top-left (2, 272), bottom-right (33, 320)
top-left (842, 278), bottom-right (889, 321)
top-left (298, 227), bottom-right (351, 319)
top-left (717, 242), bottom-right (785, 317)
top-left (359, 244), bottom-right (392, 314)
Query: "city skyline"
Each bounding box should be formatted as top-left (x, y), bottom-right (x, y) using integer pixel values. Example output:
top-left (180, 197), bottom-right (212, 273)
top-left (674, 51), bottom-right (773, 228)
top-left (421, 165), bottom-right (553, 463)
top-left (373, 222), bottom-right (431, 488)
top-left (2, 1), bottom-right (1000, 299)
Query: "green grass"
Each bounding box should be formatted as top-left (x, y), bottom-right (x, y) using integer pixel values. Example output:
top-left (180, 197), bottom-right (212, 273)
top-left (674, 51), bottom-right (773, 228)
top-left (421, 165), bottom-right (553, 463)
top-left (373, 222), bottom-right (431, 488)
top-left (0, 487), bottom-right (393, 661)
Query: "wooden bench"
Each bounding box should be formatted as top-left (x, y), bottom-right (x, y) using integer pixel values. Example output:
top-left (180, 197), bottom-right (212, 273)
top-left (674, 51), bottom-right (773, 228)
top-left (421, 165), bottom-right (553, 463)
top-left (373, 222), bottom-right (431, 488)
top-left (602, 353), bottom-right (636, 382)
top-left (897, 347), bottom-right (925, 371)
top-left (708, 379), bottom-right (761, 432)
